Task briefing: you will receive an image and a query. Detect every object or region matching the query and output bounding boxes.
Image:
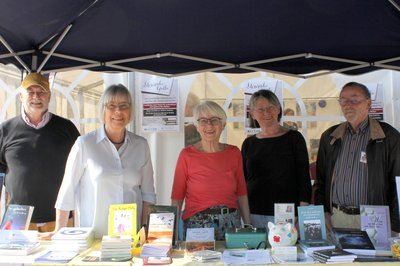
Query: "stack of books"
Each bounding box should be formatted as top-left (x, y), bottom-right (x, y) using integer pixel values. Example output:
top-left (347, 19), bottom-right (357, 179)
top-left (51, 227), bottom-right (94, 252)
top-left (140, 212), bottom-right (174, 265)
top-left (100, 235), bottom-right (132, 261)
top-left (0, 230), bottom-right (40, 256)
top-left (312, 249), bottom-right (357, 263)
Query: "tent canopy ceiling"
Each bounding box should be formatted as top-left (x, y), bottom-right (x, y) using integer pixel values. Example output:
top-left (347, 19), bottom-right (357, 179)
top-left (1, 0), bottom-right (400, 78)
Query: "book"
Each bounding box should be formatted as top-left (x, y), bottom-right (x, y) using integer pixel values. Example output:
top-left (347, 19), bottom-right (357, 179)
top-left (108, 203), bottom-right (137, 236)
top-left (148, 205), bottom-right (178, 246)
top-left (298, 239), bottom-right (335, 255)
top-left (51, 227), bottom-right (94, 251)
top-left (360, 205), bottom-right (391, 251)
top-left (0, 241), bottom-right (40, 256)
top-left (272, 253), bottom-right (316, 264)
top-left (147, 212), bottom-right (174, 244)
top-left (52, 227), bottom-right (94, 240)
top-left (100, 235), bottom-right (132, 261)
top-left (189, 250), bottom-right (222, 262)
top-left (0, 204), bottom-right (34, 230)
top-left (313, 248), bottom-right (357, 262)
top-left (334, 228), bottom-right (376, 255)
top-left (274, 203), bottom-right (295, 224)
top-left (34, 250), bottom-right (78, 263)
top-left (0, 173), bottom-right (4, 202)
top-left (141, 212), bottom-right (175, 263)
top-left (297, 205), bottom-right (327, 241)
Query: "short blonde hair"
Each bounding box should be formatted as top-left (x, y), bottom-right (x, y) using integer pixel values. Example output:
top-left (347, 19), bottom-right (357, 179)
top-left (98, 84), bottom-right (133, 123)
top-left (193, 101), bottom-right (227, 125)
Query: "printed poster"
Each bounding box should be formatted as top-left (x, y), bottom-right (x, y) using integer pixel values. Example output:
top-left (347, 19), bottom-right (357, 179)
top-left (366, 83), bottom-right (384, 121)
top-left (141, 76), bottom-right (179, 132)
top-left (242, 78), bottom-right (283, 134)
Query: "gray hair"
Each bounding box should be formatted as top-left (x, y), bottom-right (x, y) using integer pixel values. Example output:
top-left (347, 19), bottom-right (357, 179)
top-left (193, 101), bottom-right (227, 125)
top-left (98, 84), bottom-right (133, 123)
top-left (341, 82), bottom-right (371, 99)
top-left (249, 89), bottom-right (282, 121)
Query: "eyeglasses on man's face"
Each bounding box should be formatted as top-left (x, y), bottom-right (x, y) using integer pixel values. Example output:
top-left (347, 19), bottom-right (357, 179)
top-left (105, 103), bottom-right (131, 111)
top-left (197, 117), bottom-right (222, 126)
top-left (338, 98), bottom-right (367, 106)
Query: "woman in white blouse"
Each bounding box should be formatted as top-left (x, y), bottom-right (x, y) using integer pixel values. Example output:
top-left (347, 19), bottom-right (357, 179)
top-left (40, 84), bottom-right (156, 238)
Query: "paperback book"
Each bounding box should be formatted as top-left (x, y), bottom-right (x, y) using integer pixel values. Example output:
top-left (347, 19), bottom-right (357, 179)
top-left (312, 248), bottom-right (357, 263)
top-left (0, 229), bottom-right (40, 255)
top-left (297, 205), bottom-right (327, 241)
top-left (0, 204), bottom-right (34, 230)
top-left (34, 250), bottom-right (78, 263)
top-left (148, 205), bottom-right (178, 246)
top-left (141, 212), bottom-right (175, 264)
top-left (108, 203), bottom-right (137, 236)
top-left (51, 227), bottom-right (94, 251)
top-left (298, 239), bottom-right (335, 255)
top-left (334, 228), bottom-right (376, 256)
top-left (360, 205), bottom-right (391, 252)
top-left (147, 212), bottom-right (174, 244)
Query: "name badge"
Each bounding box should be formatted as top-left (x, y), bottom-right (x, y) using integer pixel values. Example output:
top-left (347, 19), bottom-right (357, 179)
top-left (360, 151), bottom-right (367, 163)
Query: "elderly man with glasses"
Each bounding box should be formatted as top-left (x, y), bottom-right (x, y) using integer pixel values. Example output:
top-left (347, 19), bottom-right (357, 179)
top-left (315, 81), bottom-right (400, 233)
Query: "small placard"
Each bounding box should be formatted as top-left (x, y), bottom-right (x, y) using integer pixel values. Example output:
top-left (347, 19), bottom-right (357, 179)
top-left (186, 228), bottom-right (214, 242)
top-left (271, 246), bottom-right (297, 256)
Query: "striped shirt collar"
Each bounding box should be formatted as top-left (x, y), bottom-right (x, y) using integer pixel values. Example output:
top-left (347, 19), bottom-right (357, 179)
top-left (21, 107), bottom-right (52, 129)
top-left (329, 117), bottom-right (386, 145)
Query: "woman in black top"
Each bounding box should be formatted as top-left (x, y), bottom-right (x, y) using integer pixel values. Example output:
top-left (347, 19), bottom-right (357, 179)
top-left (241, 89), bottom-right (311, 228)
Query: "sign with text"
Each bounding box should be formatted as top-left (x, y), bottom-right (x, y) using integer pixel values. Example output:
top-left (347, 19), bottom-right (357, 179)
top-left (242, 78), bottom-right (283, 134)
top-left (141, 76), bottom-right (179, 132)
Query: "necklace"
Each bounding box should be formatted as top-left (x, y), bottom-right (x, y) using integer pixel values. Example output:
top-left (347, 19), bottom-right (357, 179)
top-left (108, 130), bottom-right (126, 145)
top-left (109, 138), bottom-right (124, 145)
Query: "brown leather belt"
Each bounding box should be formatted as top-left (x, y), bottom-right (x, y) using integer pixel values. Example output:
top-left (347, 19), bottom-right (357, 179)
top-left (332, 203), bottom-right (360, 215)
top-left (201, 207), bottom-right (237, 215)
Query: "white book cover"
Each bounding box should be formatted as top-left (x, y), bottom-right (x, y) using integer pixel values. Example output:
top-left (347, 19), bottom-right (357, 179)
top-left (52, 227), bottom-right (94, 240)
top-left (274, 203), bottom-right (295, 224)
top-left (360, 205), bottom-right (391, 251)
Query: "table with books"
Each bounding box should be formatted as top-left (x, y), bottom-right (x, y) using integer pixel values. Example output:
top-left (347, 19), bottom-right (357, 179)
top-left (2, 239), bottom-right (400, 266)
top-left (2, 204), bottom-right (400, 265)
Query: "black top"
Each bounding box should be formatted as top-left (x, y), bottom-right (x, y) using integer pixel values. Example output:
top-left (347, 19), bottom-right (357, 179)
top-left (241, 130), bottom-right (311, 215)
top-left (0, 114), bottom-right (80, 223)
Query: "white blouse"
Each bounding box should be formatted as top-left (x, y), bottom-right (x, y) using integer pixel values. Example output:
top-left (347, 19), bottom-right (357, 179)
top-left (55, 126), bottom-right (156, 237)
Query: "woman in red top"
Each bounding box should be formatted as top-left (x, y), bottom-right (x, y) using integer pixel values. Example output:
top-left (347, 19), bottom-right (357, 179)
top-left (171, 101), bottom-right (251, 240)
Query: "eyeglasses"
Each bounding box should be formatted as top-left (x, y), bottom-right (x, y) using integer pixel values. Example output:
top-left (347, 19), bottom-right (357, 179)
top-left (338, 98), bottom-right (367, 106)
top-left (25, 90), bottom-right (49, 97)
top-left (255, 106), bottom-right (277, 113)
top-left (105, 103), bottom-right (131, 111)
top-left (197, 117), bottom-right (222, 126)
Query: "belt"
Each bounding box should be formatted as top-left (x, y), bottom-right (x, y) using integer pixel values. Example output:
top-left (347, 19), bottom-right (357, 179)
top-left (201, 207), bottom-right (237, 215)
top-left (332, 203), bottom-right (360, 215)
